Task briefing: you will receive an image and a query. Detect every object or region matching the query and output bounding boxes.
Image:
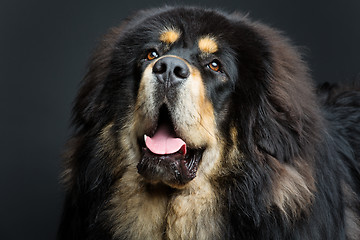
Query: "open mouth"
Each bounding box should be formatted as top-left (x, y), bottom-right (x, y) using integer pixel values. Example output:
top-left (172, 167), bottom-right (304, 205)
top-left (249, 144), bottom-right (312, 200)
top-left (137, 105), bottom-right (204, 186)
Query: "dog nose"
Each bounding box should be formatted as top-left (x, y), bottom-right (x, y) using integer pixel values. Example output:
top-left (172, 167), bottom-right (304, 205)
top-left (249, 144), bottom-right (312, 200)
top-left (153, 57), bottom-right (190, 87)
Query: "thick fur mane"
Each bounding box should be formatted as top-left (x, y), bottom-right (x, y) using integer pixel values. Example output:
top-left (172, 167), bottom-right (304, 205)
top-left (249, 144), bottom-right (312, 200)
top-left (58, 6), bottom-right (360, 240)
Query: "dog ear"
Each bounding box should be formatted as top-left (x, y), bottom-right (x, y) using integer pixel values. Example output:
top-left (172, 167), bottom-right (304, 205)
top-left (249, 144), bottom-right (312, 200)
top-left (72, 25), bottom-right (125, 129)
top-left (227, 20), bottom-right (319, 219)
top-left (257, 27), bottom-right (321, 164)
top-left (71, 8), bottom-right (149, 129)
top-left (229, 18), bottom-right (321, 163)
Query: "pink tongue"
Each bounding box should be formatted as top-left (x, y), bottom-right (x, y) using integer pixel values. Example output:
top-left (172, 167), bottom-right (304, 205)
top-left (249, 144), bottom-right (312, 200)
top-left (145, 125), bottom-right (186, 155)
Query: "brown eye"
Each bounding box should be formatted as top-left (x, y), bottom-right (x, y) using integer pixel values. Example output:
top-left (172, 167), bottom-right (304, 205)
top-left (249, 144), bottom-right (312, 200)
top-left (147, 51), bottom-right (159, 60)
top-left (208, 60), bottom-right (221, 72)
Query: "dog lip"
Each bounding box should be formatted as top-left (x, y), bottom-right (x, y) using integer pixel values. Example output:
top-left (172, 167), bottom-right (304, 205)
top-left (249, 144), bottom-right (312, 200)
top-left (137, 146), bottom-right (204, 186)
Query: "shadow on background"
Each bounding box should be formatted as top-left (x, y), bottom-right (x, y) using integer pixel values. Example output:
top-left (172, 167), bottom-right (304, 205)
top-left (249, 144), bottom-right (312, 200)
top-left (1, 0), bottom-right (359, 239)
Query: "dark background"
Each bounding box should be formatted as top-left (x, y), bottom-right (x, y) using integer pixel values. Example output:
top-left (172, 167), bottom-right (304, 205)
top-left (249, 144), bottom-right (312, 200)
top-left (1, 0), bottom-right (359, 239)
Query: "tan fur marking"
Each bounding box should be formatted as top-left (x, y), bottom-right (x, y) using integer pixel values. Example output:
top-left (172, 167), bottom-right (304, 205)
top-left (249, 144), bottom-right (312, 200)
top-left (133, 61), bottom-right (158, 139)
top-left (160, 28), bottom-right (181, 44)
top-left (270, 158), bottom-right (315, 218)
top-left (166, 177), bottom-right (223, 240)
top-left (108, 166), bottom-right (224, 240)
top-left (184, 67), bottom-right (217, 146)
top-left (198, 36), bottom-right (218, 54)
top-left (225, 126), bottom-right (244, 169)
top-left (109, 169), bottom-right (169, 240)
top-left (98, 122), bottom-right (118, 158)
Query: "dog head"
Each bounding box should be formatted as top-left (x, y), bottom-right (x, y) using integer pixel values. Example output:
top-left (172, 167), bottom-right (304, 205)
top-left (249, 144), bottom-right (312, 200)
top-left (72, 7), bottom-right (319, 191)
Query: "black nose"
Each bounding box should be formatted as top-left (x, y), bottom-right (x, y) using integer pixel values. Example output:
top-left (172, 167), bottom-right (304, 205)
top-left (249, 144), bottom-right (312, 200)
top-left (153, 57), bottom-right (190, 87)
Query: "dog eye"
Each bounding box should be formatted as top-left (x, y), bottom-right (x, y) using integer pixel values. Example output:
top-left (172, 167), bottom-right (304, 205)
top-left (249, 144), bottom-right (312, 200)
top-left (147, 50), bottom-right (159, 60)
top-left (207, 60), bottom-right (221, 72)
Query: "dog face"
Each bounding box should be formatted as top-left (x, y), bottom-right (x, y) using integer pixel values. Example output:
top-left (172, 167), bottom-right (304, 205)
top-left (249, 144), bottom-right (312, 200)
top-left (134, 29), bottom-right (234, 187)
top-left (98, 8), bottom-right (270, 188)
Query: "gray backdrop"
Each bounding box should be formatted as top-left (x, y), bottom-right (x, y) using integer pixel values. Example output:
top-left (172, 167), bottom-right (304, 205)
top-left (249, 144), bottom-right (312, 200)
top-left (1, 0), bottom-right (359, 239)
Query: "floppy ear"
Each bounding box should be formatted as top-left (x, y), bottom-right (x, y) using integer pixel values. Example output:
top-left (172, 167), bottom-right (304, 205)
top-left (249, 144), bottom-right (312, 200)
top-left (72, 26), bottom-right (124, 129)
top-left (227, 17), bottom-right (319, 162)
top-left (227, 20), bottom-right (319, 219)
top-left (249, 23), bottom-right (321, 164)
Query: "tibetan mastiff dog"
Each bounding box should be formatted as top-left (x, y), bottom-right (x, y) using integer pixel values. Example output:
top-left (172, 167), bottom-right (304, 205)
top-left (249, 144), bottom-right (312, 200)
top-left (58, 6), bottom-right (360, 240)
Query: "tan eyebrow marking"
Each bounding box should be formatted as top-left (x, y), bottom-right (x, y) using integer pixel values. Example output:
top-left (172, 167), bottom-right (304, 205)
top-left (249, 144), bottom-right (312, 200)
top-left (198, 36), bottom-right (218, 54)
top-left (159, 28), bottom-right (181, 44)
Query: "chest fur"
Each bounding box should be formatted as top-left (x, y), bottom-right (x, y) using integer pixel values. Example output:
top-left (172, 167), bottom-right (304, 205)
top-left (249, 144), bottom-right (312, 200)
top-left (107, 170), bottom-right (223, 240)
